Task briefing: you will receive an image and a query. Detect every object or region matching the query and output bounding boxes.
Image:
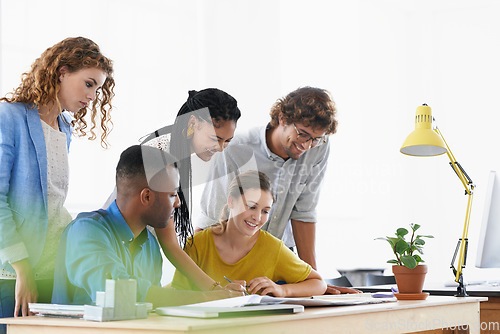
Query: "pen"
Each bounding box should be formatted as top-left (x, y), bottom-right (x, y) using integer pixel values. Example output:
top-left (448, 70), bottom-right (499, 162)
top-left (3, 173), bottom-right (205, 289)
top-left (223, 276), bottom-right (249, 295)
top-left (223, 276), bottom-right (250, 287)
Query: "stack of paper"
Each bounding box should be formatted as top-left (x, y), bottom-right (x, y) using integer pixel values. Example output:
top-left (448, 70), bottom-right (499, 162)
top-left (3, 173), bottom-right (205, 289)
top-left (29, 303), bottom-right (85, 318)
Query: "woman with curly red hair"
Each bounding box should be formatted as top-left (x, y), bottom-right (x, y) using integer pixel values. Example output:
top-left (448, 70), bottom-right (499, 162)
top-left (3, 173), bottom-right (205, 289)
top-left (0, 37), bottom-right (115, 328)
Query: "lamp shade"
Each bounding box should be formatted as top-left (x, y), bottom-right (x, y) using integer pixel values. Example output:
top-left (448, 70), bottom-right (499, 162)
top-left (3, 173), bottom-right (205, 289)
top-left (400, 104), bottom-right (447, 156)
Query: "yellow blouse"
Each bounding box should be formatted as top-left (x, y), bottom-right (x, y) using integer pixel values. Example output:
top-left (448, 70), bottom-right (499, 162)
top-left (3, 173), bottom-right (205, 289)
top-left (171, 228), bottom-right (311, 291)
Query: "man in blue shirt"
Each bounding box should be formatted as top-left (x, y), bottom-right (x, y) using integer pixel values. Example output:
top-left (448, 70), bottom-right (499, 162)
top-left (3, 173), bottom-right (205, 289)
top-left (53, 145), bottom-right (238, 307)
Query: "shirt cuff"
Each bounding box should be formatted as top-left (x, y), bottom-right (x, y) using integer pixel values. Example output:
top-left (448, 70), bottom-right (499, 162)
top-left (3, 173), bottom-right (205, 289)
top-left (0, 242), bottom-right (29, 264)
top-left (289, 211), bottom-right (318, 223)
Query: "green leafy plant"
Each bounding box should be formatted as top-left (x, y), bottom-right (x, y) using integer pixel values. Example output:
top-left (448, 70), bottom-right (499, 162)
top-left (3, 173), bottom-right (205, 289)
top-left (376, 223), bottom-right (434, 269)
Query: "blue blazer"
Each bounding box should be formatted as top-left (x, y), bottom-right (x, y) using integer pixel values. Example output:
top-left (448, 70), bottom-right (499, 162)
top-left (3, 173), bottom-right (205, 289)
top-left (0, 102), bottom-right (72, 273)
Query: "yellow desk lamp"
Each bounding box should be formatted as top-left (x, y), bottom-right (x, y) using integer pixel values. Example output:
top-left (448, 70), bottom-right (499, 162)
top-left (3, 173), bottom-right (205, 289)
top-left (401, 104), bottom-right (475, 297)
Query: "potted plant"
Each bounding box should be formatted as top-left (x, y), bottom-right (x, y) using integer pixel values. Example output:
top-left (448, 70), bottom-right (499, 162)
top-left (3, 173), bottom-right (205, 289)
top-left (376, 223), bottom-right (433, 299)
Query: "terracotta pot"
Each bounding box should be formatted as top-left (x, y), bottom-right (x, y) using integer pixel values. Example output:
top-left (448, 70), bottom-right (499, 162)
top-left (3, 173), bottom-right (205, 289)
top-left (392, 264), bottom-right (428, 294)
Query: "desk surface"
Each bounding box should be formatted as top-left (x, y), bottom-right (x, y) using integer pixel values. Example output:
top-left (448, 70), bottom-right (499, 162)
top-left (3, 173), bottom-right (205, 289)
top-left (359, 282), bottom-right (500, 297)
top-left (1, 296), bottom-right (486, 334)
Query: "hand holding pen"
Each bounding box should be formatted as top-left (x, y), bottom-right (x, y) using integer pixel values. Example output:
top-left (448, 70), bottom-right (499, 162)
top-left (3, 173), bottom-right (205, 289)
top-left (224, 276), bottom-right (249, 295)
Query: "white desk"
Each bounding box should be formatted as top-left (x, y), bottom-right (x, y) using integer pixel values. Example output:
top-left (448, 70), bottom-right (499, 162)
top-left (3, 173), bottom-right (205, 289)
top-left (361, 284), bottom-right (500, 334)
top-left (1, 296), bottom-right (486, 334)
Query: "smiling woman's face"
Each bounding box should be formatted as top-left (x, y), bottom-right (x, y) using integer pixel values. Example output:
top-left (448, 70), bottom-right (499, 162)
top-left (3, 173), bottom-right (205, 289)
top-left (228, 188), bottom-right (274, 237)
top-left (190, 117), bottom-right (236, 161)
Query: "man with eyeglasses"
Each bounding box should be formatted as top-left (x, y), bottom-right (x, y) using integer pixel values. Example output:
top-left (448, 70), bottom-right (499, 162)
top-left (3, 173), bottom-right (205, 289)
top-left (196, 87), bottom-right (357, 294)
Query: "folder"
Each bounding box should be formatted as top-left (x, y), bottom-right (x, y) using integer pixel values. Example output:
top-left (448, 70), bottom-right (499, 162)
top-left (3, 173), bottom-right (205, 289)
top-left (156, 303), bottom-right (303, 318)
top-left (156, 295), bottom-right (303, 318)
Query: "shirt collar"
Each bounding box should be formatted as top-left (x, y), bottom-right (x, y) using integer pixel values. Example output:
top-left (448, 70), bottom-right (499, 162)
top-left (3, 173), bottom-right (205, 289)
top-left (261, 124), bottom-right (283, 161)
top-left (107, 201), bottom-right (145, 246)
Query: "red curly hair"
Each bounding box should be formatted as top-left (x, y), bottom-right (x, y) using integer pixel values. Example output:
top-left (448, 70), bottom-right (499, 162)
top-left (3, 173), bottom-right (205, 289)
top-left (1, 36), bottom-right (115, 148)
top-left (269, 87), bottom-right (337, 135)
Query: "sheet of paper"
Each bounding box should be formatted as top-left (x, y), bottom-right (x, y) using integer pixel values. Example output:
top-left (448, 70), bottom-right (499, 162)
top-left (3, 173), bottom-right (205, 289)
top-left (261, 295), bottom-right (396, 306)
top-left (312, 293), bottom-right (378, 300)
top-left (181, 295), bottom-right (264, 308)
top-left (169, 293), bottom-right (395, 310)
top-left (29, 303), bottom-right (85, 318)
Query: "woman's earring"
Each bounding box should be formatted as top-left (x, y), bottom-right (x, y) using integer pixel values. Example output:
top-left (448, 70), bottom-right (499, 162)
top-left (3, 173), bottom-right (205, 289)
top-left (186, 126), bottom-right (194, 137)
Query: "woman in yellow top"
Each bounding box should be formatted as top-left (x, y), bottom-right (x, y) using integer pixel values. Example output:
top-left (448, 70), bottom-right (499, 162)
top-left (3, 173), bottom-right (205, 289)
top-left (171, 171), bottom-right (326, 297)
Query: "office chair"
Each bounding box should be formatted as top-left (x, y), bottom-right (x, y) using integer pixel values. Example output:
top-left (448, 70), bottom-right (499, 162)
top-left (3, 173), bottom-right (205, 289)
top-left (324, 276), bottom-right (353, 287)
top-left (365, 274), bottom-right (396, 286)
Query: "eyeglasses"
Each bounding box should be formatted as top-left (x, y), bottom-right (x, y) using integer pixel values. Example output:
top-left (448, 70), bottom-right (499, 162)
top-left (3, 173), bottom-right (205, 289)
top-left (292, 124), bottom-right (326, 147)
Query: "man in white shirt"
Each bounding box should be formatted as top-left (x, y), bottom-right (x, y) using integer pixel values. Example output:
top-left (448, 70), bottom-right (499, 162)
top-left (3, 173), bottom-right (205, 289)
top-left (196, 87), bottom-right (356, 294)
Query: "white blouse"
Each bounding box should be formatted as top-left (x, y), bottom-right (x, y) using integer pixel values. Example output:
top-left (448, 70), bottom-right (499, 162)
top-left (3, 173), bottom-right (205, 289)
top-left (34, 121), bottom-right (72, 279)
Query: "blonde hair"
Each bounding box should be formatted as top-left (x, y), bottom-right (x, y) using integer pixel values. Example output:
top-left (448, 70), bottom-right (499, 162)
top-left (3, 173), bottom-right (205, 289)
top-left (212, 170), bottom-right (274, 235)
top-left (1, 37), bottom-right (115, 148)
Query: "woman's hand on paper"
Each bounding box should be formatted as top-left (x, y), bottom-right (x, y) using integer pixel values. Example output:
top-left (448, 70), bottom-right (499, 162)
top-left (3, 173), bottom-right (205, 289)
top-left (208, 289), bottom-right (244, 300)
top-left (247, 277), bottom-right (284, 297)
top-left (225, 281), bottom-right (247, 294)
top-left (325, 284), bottom-right (362, 295)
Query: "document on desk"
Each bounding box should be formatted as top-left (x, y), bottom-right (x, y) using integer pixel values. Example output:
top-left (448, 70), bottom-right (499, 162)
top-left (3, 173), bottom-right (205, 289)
top-left (156, 295), bottom-right (304, 318)
top-left (29, 303), bottom-right (85, 318)
top-left (310, 293), bottom-right (397, 305)
top-left (156, 293), bottom-right (396, 318)
top-left (262, 293), bottom-right (396, 307)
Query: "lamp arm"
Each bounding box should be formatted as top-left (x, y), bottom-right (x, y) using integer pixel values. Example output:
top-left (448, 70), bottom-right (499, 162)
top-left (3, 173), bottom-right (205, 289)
top-left (434, 128), bottom-right (475, 195)
top-left (434, 127), bottom-right (475, 297)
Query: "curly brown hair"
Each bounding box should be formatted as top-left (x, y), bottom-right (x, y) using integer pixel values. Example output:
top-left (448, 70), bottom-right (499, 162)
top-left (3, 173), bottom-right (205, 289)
top-left (0, 36), bottom-right (115, 148)
top-left (269, 87), bottom-right (337, 135)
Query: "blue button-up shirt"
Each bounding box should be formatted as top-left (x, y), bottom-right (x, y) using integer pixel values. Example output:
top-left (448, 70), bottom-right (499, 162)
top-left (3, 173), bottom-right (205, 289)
top-left (195, 125), bottom-right (330, 247)
top-left (52, 201), bottom-right (162, 305)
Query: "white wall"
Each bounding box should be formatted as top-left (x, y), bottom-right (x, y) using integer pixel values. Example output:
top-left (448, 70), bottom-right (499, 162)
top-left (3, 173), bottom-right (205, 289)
top-left (2, 0), bottom-right (500, 283)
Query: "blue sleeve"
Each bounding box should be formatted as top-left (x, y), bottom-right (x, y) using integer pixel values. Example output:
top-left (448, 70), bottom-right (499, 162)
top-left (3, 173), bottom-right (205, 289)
top-left (64, 219), bottom-right (154, 303)
top-left (0, 105), bottom-right (29, 263)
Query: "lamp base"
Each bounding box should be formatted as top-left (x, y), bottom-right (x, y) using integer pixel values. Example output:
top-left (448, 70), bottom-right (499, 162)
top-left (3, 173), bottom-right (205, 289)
top-left (455, 283), bottom-right (469, 297)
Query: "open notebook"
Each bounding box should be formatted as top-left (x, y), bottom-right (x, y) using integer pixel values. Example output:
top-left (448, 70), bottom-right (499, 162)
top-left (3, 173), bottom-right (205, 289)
top-left (156, 293), bottom-right (395, 318)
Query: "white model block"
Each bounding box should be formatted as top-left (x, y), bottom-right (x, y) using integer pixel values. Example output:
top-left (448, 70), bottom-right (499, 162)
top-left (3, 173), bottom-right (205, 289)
top-left (84, 279), bottom-right (146, 321)
top-left (95, 291), bottom-right (106, 307)
top-left (83, 305), bottom-right (114, 321)
top-left (105, 279), bottom-right (137, 320)
top-left (135, 303), bottom-right (148, 319)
